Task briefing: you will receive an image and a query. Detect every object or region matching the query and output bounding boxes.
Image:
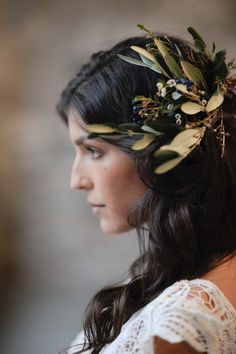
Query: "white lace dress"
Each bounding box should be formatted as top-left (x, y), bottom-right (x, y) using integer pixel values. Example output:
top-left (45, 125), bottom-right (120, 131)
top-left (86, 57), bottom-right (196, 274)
top-left (67, 279), bottom-right (236, 354)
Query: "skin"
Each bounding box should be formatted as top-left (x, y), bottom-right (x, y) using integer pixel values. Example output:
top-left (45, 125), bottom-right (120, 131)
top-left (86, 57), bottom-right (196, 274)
top-left (68, 113), bottom-right (149, 235)
top-left (153, 337), bottom-right (200, 354)
top-left (68, 111), bottom-right (236, 353)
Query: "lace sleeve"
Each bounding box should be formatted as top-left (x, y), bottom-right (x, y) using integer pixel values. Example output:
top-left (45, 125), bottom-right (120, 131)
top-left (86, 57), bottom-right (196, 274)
top-left (65, 280), bottom-right (236, 354)
top-left (142, 280), bottom-right (236, 354)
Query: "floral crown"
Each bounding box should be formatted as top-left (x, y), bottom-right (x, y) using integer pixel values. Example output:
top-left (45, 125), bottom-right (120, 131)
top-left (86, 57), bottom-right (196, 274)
top-left (87, 25), bottom-right (236, 174)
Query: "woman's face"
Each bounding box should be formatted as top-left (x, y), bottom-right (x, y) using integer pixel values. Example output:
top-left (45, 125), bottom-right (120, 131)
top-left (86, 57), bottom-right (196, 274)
top-left (68, 113), bottom-right (149, 235)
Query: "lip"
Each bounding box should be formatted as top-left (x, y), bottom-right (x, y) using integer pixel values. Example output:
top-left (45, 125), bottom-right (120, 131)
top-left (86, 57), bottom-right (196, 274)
top-left (88, 202), bottom-right (106, 215)
top-left (92, 206), bottom-right (104, 215)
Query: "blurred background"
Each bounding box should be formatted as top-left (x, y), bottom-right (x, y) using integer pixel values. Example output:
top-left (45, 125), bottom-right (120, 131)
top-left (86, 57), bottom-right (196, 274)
top-left (1, 1), bottom-right (236, 353)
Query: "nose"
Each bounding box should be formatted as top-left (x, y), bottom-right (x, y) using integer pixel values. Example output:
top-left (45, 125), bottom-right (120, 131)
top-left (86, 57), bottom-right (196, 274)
top-left (70, 174), bottom-right (92, 190)
top-left (70, 157), bottom-right (93, 190)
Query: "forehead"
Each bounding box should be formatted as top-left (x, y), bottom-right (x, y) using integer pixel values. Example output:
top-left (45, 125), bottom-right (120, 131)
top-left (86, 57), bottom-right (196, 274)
top-left (68, 109), bottom-right (89, 141)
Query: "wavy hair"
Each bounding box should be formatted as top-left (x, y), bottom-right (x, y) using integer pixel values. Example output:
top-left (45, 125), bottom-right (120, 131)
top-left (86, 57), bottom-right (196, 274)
top-left (57, 33), bottom-right (236, 354)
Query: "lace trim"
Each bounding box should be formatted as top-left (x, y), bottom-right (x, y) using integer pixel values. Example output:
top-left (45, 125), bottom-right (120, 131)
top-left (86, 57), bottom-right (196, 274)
top-left (67, 279), bottom-right (236, 354)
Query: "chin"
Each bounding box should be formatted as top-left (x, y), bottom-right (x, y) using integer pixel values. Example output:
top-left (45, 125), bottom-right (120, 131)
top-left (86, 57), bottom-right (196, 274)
top-left (100, 220), bottom-right (133, 235)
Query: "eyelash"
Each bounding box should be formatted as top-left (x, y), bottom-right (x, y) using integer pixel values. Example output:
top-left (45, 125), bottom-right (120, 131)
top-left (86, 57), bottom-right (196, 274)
top-left (85, 146), bottom-right (103, 159)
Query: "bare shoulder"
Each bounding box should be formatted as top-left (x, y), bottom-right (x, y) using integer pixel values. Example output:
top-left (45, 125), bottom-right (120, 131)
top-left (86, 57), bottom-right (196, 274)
top-left (153, 336), bottom-right (202, 354)
top-left (200, 254), bottom-right (236, 310)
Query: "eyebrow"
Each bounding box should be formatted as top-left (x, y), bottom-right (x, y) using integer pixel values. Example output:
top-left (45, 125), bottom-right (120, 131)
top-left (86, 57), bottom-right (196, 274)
top-left (74, 136), bottom-right (88, 146)
top-left (74, 136), bottom-right (103, 146)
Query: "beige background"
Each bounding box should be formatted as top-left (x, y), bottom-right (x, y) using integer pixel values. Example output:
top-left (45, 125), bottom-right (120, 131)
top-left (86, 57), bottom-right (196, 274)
top-left (1, 1), bottom-right (236, 353)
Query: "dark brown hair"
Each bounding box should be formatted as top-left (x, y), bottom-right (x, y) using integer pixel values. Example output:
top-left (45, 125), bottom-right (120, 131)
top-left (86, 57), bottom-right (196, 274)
top-left (57, 33), bottom-right (236, 354)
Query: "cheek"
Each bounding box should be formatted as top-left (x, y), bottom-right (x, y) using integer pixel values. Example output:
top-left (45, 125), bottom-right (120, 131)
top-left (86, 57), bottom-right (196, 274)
top-left (98, 168), bottom-right (147, 235)
top-left (94, 153), bottom-right (148, 234)
top-left (98, 161), bottom-right (148, 210)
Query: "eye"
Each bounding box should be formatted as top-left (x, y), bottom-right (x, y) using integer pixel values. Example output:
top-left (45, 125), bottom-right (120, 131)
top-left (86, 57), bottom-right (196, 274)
top-left (85, 146), bottom-right (103, 159)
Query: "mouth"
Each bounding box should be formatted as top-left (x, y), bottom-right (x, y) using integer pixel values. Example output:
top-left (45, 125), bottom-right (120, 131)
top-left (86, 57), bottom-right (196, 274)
top-left (88, 202), bottom-right (106, 215)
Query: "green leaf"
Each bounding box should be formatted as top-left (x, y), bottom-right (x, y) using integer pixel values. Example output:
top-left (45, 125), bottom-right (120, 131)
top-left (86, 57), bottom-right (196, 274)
top-left (165, 54), bottom-right (185, 78)
top-left (154, 38), bottom-right (184, 78)
top-left (187, 27), bottom-right (207, 51)
top-left (174, 44), bottom-right (183, 58)
top-left (137, 23), bottom-right (146, 31)
top-left (158, 145), bottom-right (185, 155)
top-left (154, 127), bottom-right (204, 156)
top-left (133, 95), bottom-right (148, 102)
top-left (212, 50), bottom-right (226, 69)
top-left (98, 134), bottom-right (127, 140)
top-left (87, 124), bottom-right (115, 133)
top-left (139, 54), bottom-right (164, 74)
top-left (130, 46), bottom-right (170, 76)
top-left (154, 156), bottom-right (185, 174)
top-left (144, 120), bottom-right (183, 134)
top-left (87, 132), bottom-right (100, 139)
top-left (136, 39), bottom-right (169, 77)
top-left (170, 128), bottom-right (205, 152)
top-left (154, 127), bottom-right (205, 174)
top-left (132, 134), bottom-right (155, 150)
top-left (212, 50), bottom-right (228, 80)
top-left (154, 149), bottom-right (180, 161)
top-left (176, 84), bottom-right (198, 97)
top-left (180, 60), bottom-right (208, 91)
top-left (141, 125), bottom-right (164, 135)
top-left (176, 83), bottom-right (189, 94)
top-left (130, 45), bottom-right (157, 64)
top-left (194, 39), bottom-right (206, 51)
top-left (212, 42), bottom-right (216, 53)
top-left (118, 123), bottom-right (142, 132)
top-left (164, 36), bottom-right (172, 45)
top-left (181, 102), bottom-right (203, 114)
top-left (205, 88), bottom-right (224, 112)
top-left (154, 38), bottom-right (169, 56)
top-left (117, 54), bottom-right (156, 70)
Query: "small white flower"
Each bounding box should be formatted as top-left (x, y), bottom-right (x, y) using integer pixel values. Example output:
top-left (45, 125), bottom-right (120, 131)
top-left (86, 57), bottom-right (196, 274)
top-left (176, 118), bottom-right (182, 125)
top-left (156, 82), bottom-right (164, 90)
top-left (160, 87), bottom-right (167, 97)
top-left (167, 103), bottom-right (174, 110)
top-left (175, 113), bottom-right (182, 125)
top-left (202, 99), bottom-right (207, 106)
top-left (172, 91), bottom-right (182, 100)
top-left (175, 113), bottom-right (181, 119)
top-left (167, 79), bottom-right (176, 87)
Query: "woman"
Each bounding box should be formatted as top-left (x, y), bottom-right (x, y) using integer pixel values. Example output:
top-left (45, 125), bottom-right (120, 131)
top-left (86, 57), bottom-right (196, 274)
top-left (57, 25), bottom-right (236, 353)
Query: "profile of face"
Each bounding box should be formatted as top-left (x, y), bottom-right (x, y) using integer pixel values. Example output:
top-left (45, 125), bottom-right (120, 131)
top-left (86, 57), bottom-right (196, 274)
top-left (68, 111), bottom-right (149, 235)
